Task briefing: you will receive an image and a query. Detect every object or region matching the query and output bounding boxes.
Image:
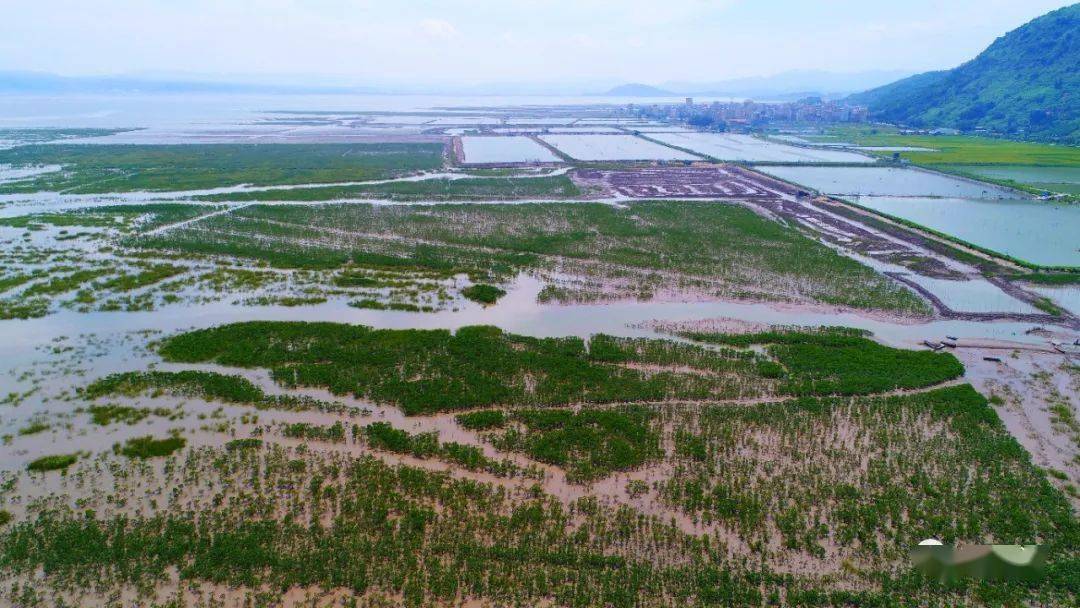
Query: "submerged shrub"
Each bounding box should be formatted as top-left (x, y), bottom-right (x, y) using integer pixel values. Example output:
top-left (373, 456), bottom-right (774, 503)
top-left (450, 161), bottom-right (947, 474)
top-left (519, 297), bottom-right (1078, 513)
top-left (27, 454), bottom-right (78, 472)
top-left (120, 435), bottom-right (186, 459)
top-left (461, 284), bottom-right (506, 305)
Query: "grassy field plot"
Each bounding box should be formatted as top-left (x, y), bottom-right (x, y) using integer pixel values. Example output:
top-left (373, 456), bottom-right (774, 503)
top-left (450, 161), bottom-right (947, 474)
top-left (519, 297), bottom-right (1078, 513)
top-left (194, 174), bottom-right (579, 202)
top-left (131, 200), bottom-right (928, 313)
top-left (806, 126), bottom-right (1080, 166)
top-left (0, 143), bottom-right (445, 193)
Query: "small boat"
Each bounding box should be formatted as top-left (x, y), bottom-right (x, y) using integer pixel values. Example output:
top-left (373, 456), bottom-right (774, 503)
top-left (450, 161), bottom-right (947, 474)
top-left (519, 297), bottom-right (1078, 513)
top-left (946, 336), bottom-right (959, 341)
top-left (923, 340), bottom-right (943, 351)
top-left (983, 356), bottom-right (1002, 363)
top-left (941, 341), bottom-right (957, 348)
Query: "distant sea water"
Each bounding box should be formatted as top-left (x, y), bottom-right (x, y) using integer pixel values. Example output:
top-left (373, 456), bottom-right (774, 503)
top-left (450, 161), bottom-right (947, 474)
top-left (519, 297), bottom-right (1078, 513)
top-left (0, 93), bottom-right (737, 130)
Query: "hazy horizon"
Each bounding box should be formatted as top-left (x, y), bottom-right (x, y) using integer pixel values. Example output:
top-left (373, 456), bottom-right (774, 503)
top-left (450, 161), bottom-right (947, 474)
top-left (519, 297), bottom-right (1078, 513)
top-left (2, 0), bottom-right (1075, 89)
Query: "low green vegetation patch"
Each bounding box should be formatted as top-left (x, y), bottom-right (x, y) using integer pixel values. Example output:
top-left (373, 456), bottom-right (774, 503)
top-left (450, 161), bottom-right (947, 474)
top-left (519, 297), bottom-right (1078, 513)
top-left (462, 283), bottom-right (506, 305)
top-left (0, 453), bottom-right (765, 608)
top-left (679, 328), bottom-right (964, 396)
top-left (1032, 297), bottom-right (1064, 316)
top-left (0, 143), bottom-right (445, 193)
top-left (195, 174), bottom-right (580, 202)
top-left (0, 271), bottom-right (46, 294)
top-left (455, 409), bottom-right (507, 430)
top-left (225, 438), bottom-right (263, 451)
top-left (118, 435), bottom-right (186, 459)
top-left (348, 299), bottom-right (432, 313)
top-left (363, 422), bottom-right (522, 476)
top-left (489, 406), bottom-right (661, 482)
top-left (809, 126), bottom-right (1080, 166)
top-left (26, 454), bottom-right (78, 472)
top-left (0, 214), bottom-right (118, 229)
top-left (1013, 272), bottom-right (1080, 286)
top-left (282, 421), bottom-right (346, 443)
top-left (332, 271), bottom-right (381, 287)
top-left (24, 269), bottom-right (110, 297)
top-left (82, 370), bottom-right (347, 413)
top-left (96, 264), bottom-right (186, 292)
top-left (85, 404), bottom-right (174, 426)
top-left (0, 127), bottom-right (133, 145)
top-left (0, 298), bottom-right (48, 320)
top-left (243, 295), bottom-right (327, 307)
top-left (16, 422), bottom-right (50, 436)
top-left (155, 322), bottom-right (963, 415)
top-left (84, 370), bottom-right (263, 403)
top-left (657, 385), bottom-right (1078, 568)
top-left (2, 390), bottom-right (1077, 606)
top-left (156, 322), bottom-right (766, 415)
top-left (0, 204), bottom-right (218, 233)
top-left (127, 201), bottom-right (927, 313)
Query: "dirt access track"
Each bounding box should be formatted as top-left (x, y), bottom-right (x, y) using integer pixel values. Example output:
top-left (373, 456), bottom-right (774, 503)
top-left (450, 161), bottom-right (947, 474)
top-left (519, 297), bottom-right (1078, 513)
top-left (575, 164), bottom-right (780, 199)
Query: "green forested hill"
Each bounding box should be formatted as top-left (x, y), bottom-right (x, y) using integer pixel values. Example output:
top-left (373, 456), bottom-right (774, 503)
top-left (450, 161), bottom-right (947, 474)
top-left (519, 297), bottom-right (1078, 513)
top-left (850, 4), bottom-right (1080, 143)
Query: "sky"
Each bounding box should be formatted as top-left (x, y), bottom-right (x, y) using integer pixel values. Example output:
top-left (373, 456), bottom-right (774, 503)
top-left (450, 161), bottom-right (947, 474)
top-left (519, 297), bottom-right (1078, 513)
top-left (1, 0), bottom-right (1075, 87)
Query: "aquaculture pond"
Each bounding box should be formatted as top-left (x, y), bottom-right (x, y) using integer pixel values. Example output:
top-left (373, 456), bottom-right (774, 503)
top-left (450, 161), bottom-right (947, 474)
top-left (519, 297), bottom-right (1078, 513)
top-left (460, 136), bottom-right (560, 164)
top-left (538, 134), bottom-right (700, 161)
top-left (761, 166), bottom-right (1020, 198)
top-left (1029, 284), bottom-right (1080, 316)
top-left (904, 275), bottom-right (1040, 314)
top-left (942, 165), bottom-right (1080, 195)
top-left (849, 196), bottom-right (1080, 268)
top-left (650, 133), bottom-right (875, 164)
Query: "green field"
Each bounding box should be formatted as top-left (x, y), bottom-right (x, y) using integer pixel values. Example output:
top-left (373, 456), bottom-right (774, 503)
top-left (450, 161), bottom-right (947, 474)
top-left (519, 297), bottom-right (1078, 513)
top-left (0, 143), bottom-right (445, 193)
top-left (807, 126), bottom-right (1080, 166)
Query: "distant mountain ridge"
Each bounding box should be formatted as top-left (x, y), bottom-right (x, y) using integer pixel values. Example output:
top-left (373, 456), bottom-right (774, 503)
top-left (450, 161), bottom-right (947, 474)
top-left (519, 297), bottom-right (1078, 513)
top-left (596, 70), bottom-right (912, 100)
top-left (849, 4), bottom-right (1080, 143)
top-left (663, 70), bottom-right (913, 99)
top-left (599, 83), bottom-right (676, 97)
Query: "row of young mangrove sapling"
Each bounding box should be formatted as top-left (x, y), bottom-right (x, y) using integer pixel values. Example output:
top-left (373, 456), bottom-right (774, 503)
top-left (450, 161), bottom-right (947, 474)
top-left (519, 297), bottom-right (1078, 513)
top-left (2, 205), bottom-right (515, 320)
top-left (126, 200), bottom-right (932, 314)
top-left (2, 431), bottom-right (1074, 608)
